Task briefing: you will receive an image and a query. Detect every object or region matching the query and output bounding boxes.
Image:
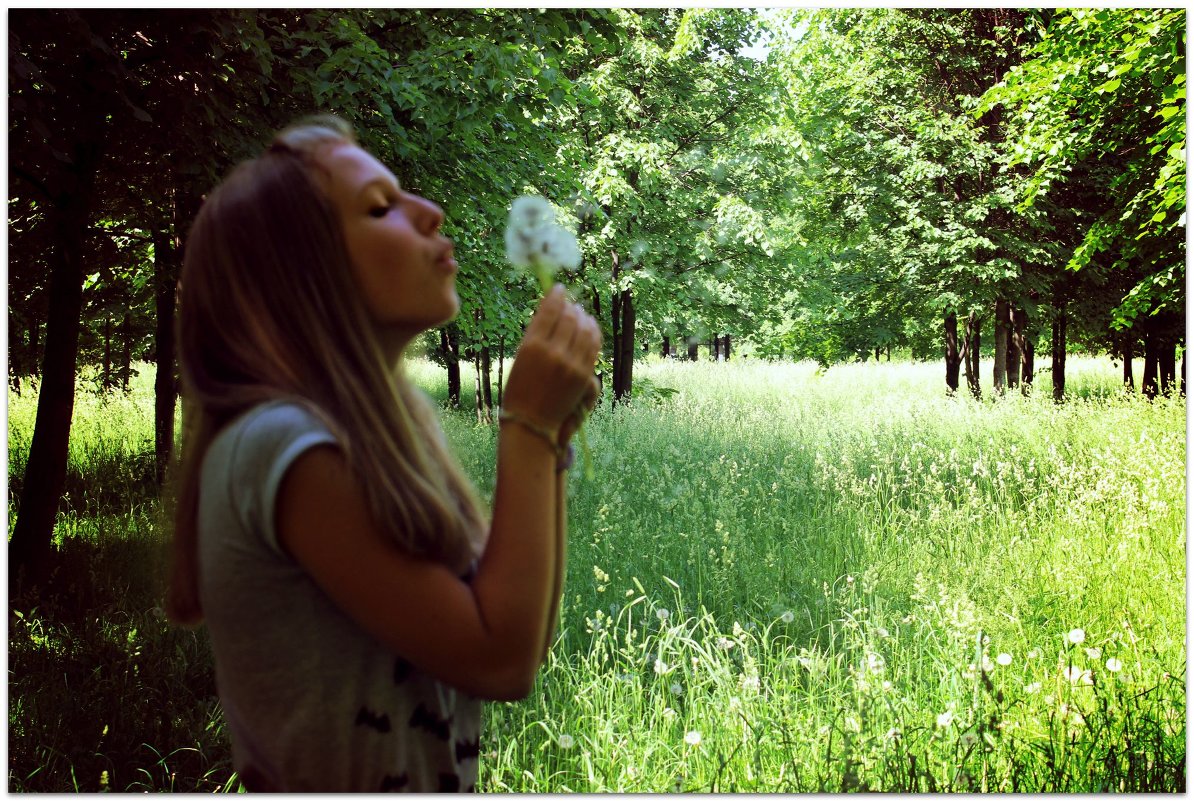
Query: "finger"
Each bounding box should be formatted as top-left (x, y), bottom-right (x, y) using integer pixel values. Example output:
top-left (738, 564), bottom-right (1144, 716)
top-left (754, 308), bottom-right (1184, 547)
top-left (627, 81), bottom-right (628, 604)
top-left (525, 284), bottom-right (566, 339)
top-left (552, 300), bottom-right (580, 348)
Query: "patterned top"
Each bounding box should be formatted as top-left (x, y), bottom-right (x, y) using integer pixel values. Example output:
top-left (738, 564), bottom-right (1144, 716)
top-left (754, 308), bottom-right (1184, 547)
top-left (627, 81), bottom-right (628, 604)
top-left (197, 400), bottom-right (482, 792)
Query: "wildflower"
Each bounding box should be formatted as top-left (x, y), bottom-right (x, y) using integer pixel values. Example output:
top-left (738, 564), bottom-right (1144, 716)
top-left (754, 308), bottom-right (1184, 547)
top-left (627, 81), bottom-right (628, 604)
top-left (741, 675), bottom-right (760, 692)
top-left (505, 196), bottom-right (580, 285)
top-left (885, 728), bottom-right (901, 741)
top-left (662, 707), bottom-right (677, 721)
top-left (1067, 628), bottom-right (1086, 645)
top-left (1025, 682), bottom-right (1041, 694)
top-left (558, 734), bottom-right (576, 750)
top-left (1085, 647), bottom-right (1102, 660)
top-left (685, 730), bottom-right (702, 747)
top-left (657, 608), bottom-right (671, 622)
top-left (780, 610), bottom-right (795, 624)
top-left (876, 626), bottom-right (890, 638)
top-left (670, 683), bottom-right (684, 697)
top-left (716, 637), bottom-right (734, 651)
top-left (1062, 666), bottom-right (1094, 684)
top-left (844, 716), bottom-right (861, 733)
top-left (960, 731), bottom-right (979, 749)
top-left (996, 653), bottom-right (1013, 667)
top-left (654, 659), bottom-right (670, 675)
top-left (727, 696), bottom-right (742, 712)
top-left (1105, 657), bottom-right (1123, 673)
top-left (936, 710), bottom-right (954, 728)
top-left (882, 680), bottom-right (893, 693)
top-left (1027, 648), bottom-right (1041, 659)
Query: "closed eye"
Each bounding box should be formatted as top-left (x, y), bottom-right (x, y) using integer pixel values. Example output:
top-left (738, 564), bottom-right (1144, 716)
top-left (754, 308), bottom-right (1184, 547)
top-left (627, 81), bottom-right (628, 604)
top-left (368, 204), bottom-right (392, 218)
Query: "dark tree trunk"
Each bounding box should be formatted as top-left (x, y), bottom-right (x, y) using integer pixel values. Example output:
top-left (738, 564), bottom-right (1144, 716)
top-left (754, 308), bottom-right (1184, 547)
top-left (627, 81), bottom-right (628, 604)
top-left (10, 168), bottom-right (98, 583)
top-left (441, 325), bottom-right (461, 408)
top-left (944, 311), bottom-right (961, 394)
top-left (713, 336), bottom-right (723, 362)
top-left (993, 298), bottom-right (1009, 394)
top-left (102, 314), bottom-right (113, 391)
top-left (1122, 333), bottom-right (1135, 390)
top-left (1158, 336), bottom-right (1176, 396)
top-left (964, 313), bottom-right (981, 399)
top-left (613, 288), bottom-right (635, 402)
top-left (687, 338), bottom-right (698, 361)
top-left (473, 355), bottom-right (487, 424)
top-left (1142, 329), bottom-right (1159, 399)
top-left (1012, 307), bottom-right (1031, 394)
top-left (480, 344), bottom-right (493, 415)
top-left (152, 206), bottom-right (181, 485)
top-left (1051, 296), bottom-right (1067, 402)
top-left (496, 336), bottom-right (505, 410)
top-left (1007, 306), bottom-right (1024, 391)
top-left (723, 334), bottom-right (732, 361)
top-left (662, 336), bottom-right (671, 358)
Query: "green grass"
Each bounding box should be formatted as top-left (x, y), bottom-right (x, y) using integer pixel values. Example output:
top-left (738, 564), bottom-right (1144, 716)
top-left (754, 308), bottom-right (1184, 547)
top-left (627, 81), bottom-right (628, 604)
top-left (8, 356), bottom-right (1186, 791)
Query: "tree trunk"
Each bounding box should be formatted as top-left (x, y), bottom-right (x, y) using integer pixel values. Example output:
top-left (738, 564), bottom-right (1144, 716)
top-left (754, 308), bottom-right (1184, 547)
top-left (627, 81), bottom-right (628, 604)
top-left (1158, 334), bottom-right (1176, 397)
top-left (480, 343), bottom-right (493, 417)
top-left (723, 334), bottom-right (732, 361)
top-left (1012, 307), bottom-right (1030, 394)
top-left (496, 336), bottom-right (505, 410)
top-left (1051, 296), bottom-right (1066, 402)
top-left (662, 336), bottom-right (671, 358)
top-left (440, 325), bottom-right (462, 408)
top-left (944, 311), bottom-right (961, 395)
top-left (687, 337), bottom-right (698, 361)
top-left (1142, 329), bottom-right (1159, 399)
top-left (613, 288), bottom-right (635, 402)
top-left (153, 210), bottom-right (180, 485)
top-left (713, 336), bottom-right (722, 362)
top-left (473, 355), bottom-right (485, 424)
top-left (963, 313), bottom-right (981, 400)
top-left (1006, 306), bottom-right (1023, 391)
top-left (1122, 333), bottom-right (1135, 390)
top-left (993, 298), bottom-right (1009, 394)
top-left (10, 173), bottom-right (97, 583)
top-left (102, 314), bottom-right (113, 391)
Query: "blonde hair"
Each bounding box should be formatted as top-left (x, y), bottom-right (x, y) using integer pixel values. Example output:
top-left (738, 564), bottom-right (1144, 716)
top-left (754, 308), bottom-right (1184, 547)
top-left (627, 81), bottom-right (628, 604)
top-left (167, 116), bottom-right (486, 625)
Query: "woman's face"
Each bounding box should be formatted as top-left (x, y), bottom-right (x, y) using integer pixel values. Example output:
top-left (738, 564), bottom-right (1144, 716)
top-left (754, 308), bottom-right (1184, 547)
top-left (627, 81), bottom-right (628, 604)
top-left (315, 143), bottom-right (460, 341)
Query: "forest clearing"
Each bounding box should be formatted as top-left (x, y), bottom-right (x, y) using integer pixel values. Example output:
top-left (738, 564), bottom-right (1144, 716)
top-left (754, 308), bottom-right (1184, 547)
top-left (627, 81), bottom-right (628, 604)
top-left (8, 357), bottom-right (1186, 791)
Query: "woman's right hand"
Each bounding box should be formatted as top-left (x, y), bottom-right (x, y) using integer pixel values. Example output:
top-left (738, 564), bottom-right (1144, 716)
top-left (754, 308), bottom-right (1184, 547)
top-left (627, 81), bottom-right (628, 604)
top-left (501, 285), bottom-right (601, 439)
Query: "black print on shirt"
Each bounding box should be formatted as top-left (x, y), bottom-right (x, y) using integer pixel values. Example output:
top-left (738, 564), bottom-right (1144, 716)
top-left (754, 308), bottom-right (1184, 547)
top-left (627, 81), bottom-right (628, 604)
top-left (355, 706), bottom-right (392, 733)
top-left (438, 773), bottom-right (461, 792)
top-left (455, 736), bottom-right (480, 762)
top-left (379, 773), bottom-right (409, 791)
top-left (393, 656), bottom-right (413, 684)
top-left (409, 702), bottom-right (452, 740)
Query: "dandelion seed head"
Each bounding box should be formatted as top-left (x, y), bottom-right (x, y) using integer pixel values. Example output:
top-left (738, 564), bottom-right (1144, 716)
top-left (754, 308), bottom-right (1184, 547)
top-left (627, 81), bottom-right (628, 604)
top-left (685, 730), bottom-right (702, 746)
top-left (1025, 682), bottom-right (1041, 694)
top-left (960, 731), bottom-right (979, 748)
top-left (654, 659), bottom-right (669, 675)
top-left (1067, 628), bottom-right (1086, 645)
top-left (996, 653), bottom-right (1013, 666)
top-left (1085, 646), bottom-right (1102, 660)
top-left (1105, 657), bottom-right (1123, 672)
top-left (670, 682), bottom-right (684, 697)
top-left (657, 608), bottom-right (671, 622)
top-left (662, 707), bottom-right (677, 720)
top-left (936, 710), bottom-right (954, 728)
top-left (558, 734), bottom-right (576, 750)
top-left (780, 610), bottom-right (795, 624)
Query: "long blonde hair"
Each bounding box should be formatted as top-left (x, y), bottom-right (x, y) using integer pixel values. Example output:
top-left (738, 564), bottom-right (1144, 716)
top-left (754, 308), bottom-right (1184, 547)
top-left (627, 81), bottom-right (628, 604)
top-left (167, 116), bottom-right (486, 625)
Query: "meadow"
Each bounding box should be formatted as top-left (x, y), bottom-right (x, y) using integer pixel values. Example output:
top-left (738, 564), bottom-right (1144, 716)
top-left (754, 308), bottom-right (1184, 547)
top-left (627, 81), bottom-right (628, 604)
top-left (7, 356), bottom-right (1187, 792)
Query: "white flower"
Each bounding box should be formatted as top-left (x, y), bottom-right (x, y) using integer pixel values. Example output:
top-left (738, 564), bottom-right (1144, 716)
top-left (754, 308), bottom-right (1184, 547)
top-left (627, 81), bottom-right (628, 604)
top-left (727, 696), bottom-right (742, 712)
top-left (1067, 628), bottom-right (1086, 645)
top-left (1062, 666), bottom-right (1094, 684)
top-left (1027, 648), bottom-right (1041, 659)
top-left (657, 608), bottom-right (671, 622)
top-left (741, 675), bottom-right (760, 692)
top-left (875, 627), bottom-right (890, 639)
top-left (866, 652), bottom-right (885, 674)
top-left (936, 710), bottom-right (954, 728)
top-left (684, 730), bottom-right (702, 746)
top-left (1085, 647), bottom-right (1102, 660)
top-left (670, 682), bottom-right (684, 697)
top-left (654, 658), bottom-right (670, 675)
top-left (505, 195), bottom-right (581, 279)
top-left (996, 653), bottom-right (1013, 667)
top-left (1105, 657), bottom-right (1123, 673)
top-left (716, 637), bottom-right (734, 651)
top-left (1025, 682), bottom-right (1041, 694)
top-left (558, 734), bottom-right (576, 750)
top-left (662, 707), bottom-right (677, 720)
top-left (960, 731), bottom-right (979, 749)
top-left (780, 610), bottom-right (795, 624)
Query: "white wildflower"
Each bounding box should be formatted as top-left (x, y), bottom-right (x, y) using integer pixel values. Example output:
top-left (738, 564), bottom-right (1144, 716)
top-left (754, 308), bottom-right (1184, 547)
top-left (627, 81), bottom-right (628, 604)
top-left (657, 608), bottom-right (671, 622)
top-left (662, 707), bottom-right (677, 721)
top-left (780, 610), bottom-right (795, 624)
top-left (996, 653), bottom-right (1013, 667)
top-left (558, 734), bottom-right (576, 750)
top-left (505, 196), bottom-right (580, 278)
top-left (960, 731), bottom-right (979, 749)
top-left (670, 682), bottom-right (684, 697)
top-left (685, 730), bottom-right (702, 747)
top-left (1025, 682), bottom-right (1041, 694)
top-left (716, 637), bottom-right (734, 651)
top-left (1105, 657), bottom-right (1123, 673)
top-left (936, 710), bottom-right (954, 728)
top-left (1067, 628), bottom-right (1086, 645)
top-left (1085, 647), bottom-right (1102, 660)
top-left (741, 675), bottom-right (760, 692)
top-left (654, 659), bottom-right (670, 675)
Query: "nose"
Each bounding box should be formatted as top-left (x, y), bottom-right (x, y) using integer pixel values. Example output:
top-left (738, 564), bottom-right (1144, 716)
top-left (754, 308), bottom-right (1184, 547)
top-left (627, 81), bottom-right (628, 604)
top-left (404, 193), bottom-right (443, 236)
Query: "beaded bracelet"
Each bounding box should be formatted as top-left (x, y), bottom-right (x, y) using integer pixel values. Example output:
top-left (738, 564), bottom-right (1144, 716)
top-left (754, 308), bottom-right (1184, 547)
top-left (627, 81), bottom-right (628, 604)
top-left (498, 409), bottom-right (573, 473)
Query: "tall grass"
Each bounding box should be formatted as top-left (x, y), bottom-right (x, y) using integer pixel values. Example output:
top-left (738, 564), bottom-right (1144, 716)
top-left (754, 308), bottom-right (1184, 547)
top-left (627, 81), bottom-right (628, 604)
top-left (8, 356), bottom-right (1185, 791)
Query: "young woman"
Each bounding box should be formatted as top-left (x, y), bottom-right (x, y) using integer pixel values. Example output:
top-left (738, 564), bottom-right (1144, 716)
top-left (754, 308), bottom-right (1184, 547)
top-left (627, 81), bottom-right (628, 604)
top-left (166, 116), bottom-right (601, 792)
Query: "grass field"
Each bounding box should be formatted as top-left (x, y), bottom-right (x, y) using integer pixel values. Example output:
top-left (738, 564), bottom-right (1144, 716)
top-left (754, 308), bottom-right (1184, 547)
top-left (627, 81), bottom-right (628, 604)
top-left (7, 356), bottom-right (1187, 791)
